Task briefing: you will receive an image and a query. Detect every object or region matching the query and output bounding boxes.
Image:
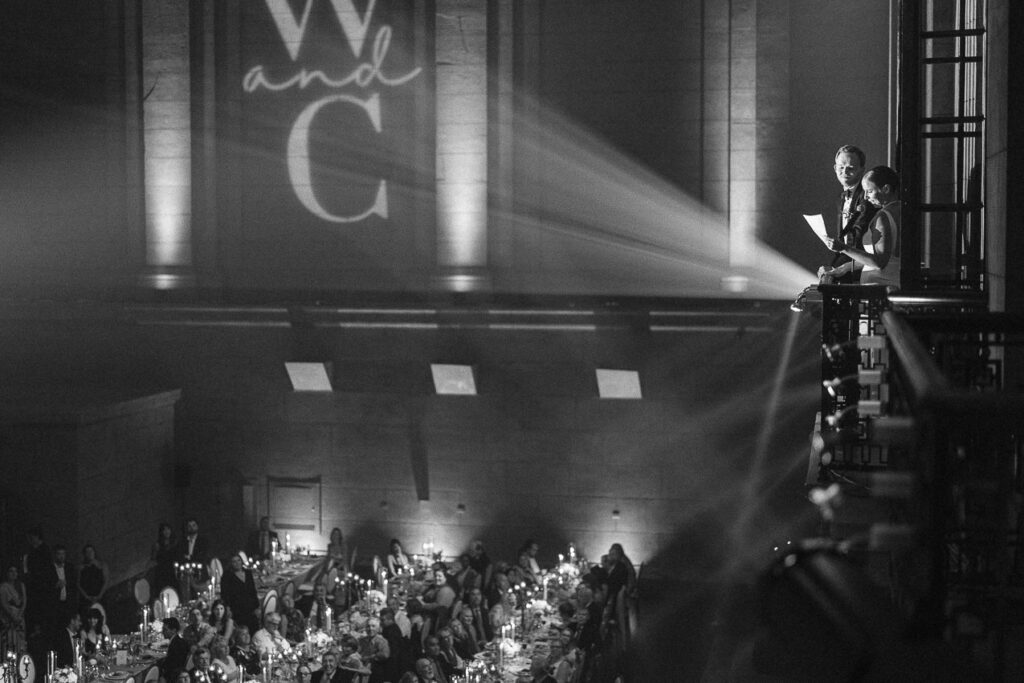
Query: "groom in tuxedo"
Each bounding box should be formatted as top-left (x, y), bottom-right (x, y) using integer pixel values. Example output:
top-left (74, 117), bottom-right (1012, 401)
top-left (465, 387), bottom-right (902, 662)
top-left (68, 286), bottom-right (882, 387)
top-left (829, 145), bottom-right (877, 283)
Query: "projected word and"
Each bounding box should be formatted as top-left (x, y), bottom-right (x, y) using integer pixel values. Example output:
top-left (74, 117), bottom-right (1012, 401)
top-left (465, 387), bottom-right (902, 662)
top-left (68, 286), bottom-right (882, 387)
top-left (244, 0), bottom-right (421, 223)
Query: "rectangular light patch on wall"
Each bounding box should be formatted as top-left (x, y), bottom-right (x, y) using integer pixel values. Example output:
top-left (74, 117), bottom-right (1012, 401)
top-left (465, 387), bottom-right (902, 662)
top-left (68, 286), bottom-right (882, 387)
top-left (596, 369), bottom-right (642, 399)
top-left (431, 364), bottom-right (477, 395)
top-left (285, 362), bottom-right (333, 391)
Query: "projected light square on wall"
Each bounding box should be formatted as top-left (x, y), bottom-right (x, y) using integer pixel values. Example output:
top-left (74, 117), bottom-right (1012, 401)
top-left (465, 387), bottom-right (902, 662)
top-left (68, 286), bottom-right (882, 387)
top-left (285, 362), bottom-right (333, 392)
top-left (596, 369), bottom-right (642, 399)
top-left (431, 364), bottom-right (477, 395)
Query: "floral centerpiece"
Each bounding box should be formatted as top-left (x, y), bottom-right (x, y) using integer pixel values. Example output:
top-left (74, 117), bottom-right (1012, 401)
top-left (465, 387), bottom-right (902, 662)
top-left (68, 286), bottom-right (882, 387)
top-left (362, 589), bottom-right (386, 615)
top-left (53, 668), bottom-right (78, 683)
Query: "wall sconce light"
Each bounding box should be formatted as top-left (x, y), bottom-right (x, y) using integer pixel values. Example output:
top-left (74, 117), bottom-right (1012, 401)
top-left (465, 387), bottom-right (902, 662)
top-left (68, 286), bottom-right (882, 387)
top-left (611, 509), bottom-right (621, 520)
top-left (456, 503), bottom-right (466, 514)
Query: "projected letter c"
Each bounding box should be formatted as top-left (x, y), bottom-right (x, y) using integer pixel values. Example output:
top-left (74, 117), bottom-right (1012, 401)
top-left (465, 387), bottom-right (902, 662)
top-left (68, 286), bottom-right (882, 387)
top-left (287, 92), bottom-right (388, 223)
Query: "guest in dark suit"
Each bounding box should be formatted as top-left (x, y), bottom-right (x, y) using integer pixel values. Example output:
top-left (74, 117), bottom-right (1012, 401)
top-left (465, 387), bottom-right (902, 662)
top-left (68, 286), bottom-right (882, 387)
top-left (54, 611), bottom-right (81, 668)
top-left (47, 546), bottom-right (77, 628)
top-left (246, 517), bottom-right (279, 562)
top-left (820, 144), bottom-right (878, 284)
top-left (310, 650), bottom-right (347, 683)
top-left (379, 608), bottom-right (411, 680)
top-left (527, 654), bottom-right (557, 683)
top-left (220, 554), bottom-right (260, 633)
top-left (160, 617), bottom-right (190, 683)
top-left (296, 583), bottom-right (332, 630)
top-left (23, 527), bottom-right (52, 640)
top-left (177, 518), bottom-right (210, 588)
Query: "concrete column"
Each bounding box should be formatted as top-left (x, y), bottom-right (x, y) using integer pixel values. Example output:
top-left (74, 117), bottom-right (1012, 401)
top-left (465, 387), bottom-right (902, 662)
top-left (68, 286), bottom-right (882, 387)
top-left (434, 0), bottom-right (490, 292)
top-left (139, 0), bottom-right (195, 289)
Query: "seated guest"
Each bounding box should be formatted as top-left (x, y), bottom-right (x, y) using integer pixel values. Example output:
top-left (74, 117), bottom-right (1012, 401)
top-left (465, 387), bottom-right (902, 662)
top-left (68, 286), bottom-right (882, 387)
top-left (449, 555), bottom-right (479, 596)
top-left (228, 626), bottom-right (260, 676)
top-left (160, 617), bottom-right (190, 683)
top-left (484, 571), bottom-right (512, 614)
top-left (386, 595), bottom-right (412, 639)
top-left (386, 539), bottom-right (410, 577)
top-left (189, 647), bottom-right (212, 682)
top-left (79, 606), bottom-right (110, 656)
top-left (379, 608), bottom-right (411, 679)
top-left (220, 554), bottom-right (260, 633)
top-left (527, 653), bottom-right (557, 683)
top-left (246, 517), bottom-right (279, 561)
top-left (295, 663), bottom-right (313, 683)
top-left (418, 566), bottom-right (458, 632)
top-left (252, 612), bottom-right (291, 658)
top-left (422, 635), bottom-right (455, 683)
top-left (183, 606), bottom-right (216, 651)
top-left (413, 658), bottom-right (437, 683)
top-left (336, 635), bottom-right (371, 681)
top-left (434, 628), bottom-right (464, 676)
top-left (447, 613), bottom-right (478, 661)
top-left (509, 550), bottom-right (539, 587)
top-left (297, 583), bottom-right (331, 630)
top-left (310, 649), bottom-right (345, 683)
top-left (547, 638), bottom-right (574, 683)
top-left (464, 588), bottom-right (492, 642)
top-left (208, 599), bottom-right (235, 642)
top-left (360, 617), bottom-right (391, 683)
top-left (210, 636), bottom-right (241, 683)
top-left (54, 611), bottom-right (81, 668)
top-left (278, 594), bottom-right (305, 642)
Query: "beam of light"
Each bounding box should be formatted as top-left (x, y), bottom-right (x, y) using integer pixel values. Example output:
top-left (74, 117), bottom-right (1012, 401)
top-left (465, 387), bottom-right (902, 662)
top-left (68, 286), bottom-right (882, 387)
top-left (487, 94), bottom-right (817, 299)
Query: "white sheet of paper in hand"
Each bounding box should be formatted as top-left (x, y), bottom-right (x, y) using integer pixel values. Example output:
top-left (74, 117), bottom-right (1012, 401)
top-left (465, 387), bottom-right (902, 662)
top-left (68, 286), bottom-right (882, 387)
top-left (803, 214), bottom-right (830, 246)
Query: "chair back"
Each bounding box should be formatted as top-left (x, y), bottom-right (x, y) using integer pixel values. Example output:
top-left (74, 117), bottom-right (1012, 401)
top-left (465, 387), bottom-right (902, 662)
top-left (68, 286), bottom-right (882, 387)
top-left (143, 664), bottom-right (159, 683)
top-left (133, 577), bottom-right (151, 606)
top-left (261, 588), bottom-right (278, 619)
top-left (158, 586), bottom-right (181, 612)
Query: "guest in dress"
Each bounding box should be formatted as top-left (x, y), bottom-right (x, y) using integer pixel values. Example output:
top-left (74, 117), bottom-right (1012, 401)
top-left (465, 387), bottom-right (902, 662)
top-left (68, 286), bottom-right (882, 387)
top-left (228, 626), bottom-right (260, 676)
top-left (0, 564), bottom-right (27, 654)
top-left (386, 539), bottom-right (410, 577)
top-left (326, 528), bottom-right (350, 573)
top-left (416, 567), bottom-right (458, 637)
top-left (79, 606), bottom-right (110, 656)
top-left (77, 544), bottom-right (109, 614)
top-left (210, 636), bottom-right (241, 683)
top-left (466, 541), bottom-right (492, 593)
top-left (220, 554), bottom-right (260, 633)
top-left (821, 166), bottom-right (902, 289)
top-left (278, 594), bottom-right (305, 642)
top-left (207, 599), bottom-right (235, 642)
top-left (245, 517), bottom-right (279, 562)
top-left (151, 523), bottom-right (178, 593)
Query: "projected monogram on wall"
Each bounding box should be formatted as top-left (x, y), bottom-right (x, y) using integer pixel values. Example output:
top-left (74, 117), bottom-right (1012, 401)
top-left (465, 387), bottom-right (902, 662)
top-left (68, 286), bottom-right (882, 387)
top-left (243, 0), bottom-right (421, 223)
